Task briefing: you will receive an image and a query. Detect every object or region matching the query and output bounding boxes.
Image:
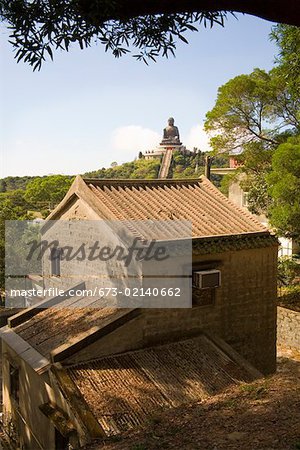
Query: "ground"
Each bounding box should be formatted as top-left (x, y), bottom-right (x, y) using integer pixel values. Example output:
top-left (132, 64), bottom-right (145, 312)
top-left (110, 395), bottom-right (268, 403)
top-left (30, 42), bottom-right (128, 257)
top-left (0, 347), bottom-right (298, 450)
top-left (87, 346), bottom-right (300, 450)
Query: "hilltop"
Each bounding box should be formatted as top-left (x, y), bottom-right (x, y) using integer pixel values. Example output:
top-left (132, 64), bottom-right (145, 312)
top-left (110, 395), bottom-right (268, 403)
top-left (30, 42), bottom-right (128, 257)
top-left (0, 150), bottom-right (227, 210)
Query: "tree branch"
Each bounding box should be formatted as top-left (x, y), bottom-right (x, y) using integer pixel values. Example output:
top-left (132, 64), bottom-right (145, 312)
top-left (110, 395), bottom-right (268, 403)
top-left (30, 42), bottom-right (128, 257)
top-left (78, 0), bottom-right (300, 27)
top-left (247, 126), bottom-right (278, 145)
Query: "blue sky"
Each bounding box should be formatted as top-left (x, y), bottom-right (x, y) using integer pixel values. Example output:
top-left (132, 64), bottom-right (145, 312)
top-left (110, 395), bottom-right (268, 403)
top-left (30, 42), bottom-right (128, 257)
top-left (1, 14), bottom-right (278, 177)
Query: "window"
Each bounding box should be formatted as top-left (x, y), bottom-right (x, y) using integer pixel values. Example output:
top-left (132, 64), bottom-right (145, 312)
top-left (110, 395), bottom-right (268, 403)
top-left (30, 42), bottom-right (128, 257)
top-left (9, 364), bottom-right (19, 403)
top-left (51, 247), bottom-right (62, 277)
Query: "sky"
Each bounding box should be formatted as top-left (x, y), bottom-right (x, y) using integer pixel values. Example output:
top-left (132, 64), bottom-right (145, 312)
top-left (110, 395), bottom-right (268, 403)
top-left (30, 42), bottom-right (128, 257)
top-left (0, 13), bottom-right (278, 177)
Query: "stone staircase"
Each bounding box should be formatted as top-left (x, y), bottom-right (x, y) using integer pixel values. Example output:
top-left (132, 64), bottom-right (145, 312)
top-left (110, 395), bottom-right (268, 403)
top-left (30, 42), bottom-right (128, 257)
top-left (158, 148), bottom-right (173, 179)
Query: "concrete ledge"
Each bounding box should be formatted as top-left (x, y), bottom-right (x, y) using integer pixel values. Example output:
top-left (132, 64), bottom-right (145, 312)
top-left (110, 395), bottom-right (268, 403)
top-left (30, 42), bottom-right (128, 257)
top-left (0, 326), bottom-right (50, 373)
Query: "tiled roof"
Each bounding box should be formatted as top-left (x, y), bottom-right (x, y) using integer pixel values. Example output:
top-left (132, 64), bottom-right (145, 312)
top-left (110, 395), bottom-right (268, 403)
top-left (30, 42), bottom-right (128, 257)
top-left (67, 334), bottom-right (257, 436)
top-left (84, 176), bottom-right (267, 240)
top-left (10, 296), bottom-right (134, 360)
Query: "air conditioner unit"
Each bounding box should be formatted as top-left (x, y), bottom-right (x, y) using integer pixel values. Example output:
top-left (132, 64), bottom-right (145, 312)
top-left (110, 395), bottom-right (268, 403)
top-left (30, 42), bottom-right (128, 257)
top-left (192, 269), bottom-right (221, 289)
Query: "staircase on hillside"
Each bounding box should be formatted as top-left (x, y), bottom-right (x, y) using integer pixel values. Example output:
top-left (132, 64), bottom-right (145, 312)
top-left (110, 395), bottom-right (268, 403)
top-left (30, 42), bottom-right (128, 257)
top-left (158, 148), bottom-right (173, 179)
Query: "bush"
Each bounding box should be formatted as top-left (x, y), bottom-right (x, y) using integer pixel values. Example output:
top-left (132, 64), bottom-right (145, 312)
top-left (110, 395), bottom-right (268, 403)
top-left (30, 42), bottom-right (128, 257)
top-left (277, 256), bottom-right (299, 286)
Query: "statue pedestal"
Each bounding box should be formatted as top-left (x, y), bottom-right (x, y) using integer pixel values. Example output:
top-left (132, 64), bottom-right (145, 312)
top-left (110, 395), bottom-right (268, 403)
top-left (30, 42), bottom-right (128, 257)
top-left (160, 139), bottom-right (182, 146)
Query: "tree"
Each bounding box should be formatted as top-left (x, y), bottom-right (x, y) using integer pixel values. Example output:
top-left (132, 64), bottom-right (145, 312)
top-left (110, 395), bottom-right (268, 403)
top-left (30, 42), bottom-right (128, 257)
top-left (24, 175), bottom-right (73, 207)
top-left (0, 197), bottom-right (30, 291)
top-left (0, 1), bottom-right (299, 70)
top-left (267, 136), bottom-right (300, 241)
top-left (234, 142), bottom-right (274, 215)
top-left (268, 68), bottom-right (300, 130)
top-left (270, 24), bottom-right (300, 98)
top-left (204, 68), bottom-right (299, 154)
top-left (0, 175), bottom-right (34, 191)
top-left (204, 24), bottom-right (299, 222)
top-left (0, 180), bottom-right (7, 193)
top-left (130, 159), bottom-right (160, 179)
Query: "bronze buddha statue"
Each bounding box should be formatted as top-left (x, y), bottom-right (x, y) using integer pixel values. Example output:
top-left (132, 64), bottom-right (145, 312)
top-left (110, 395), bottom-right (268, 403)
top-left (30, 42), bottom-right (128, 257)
top-left (162, 117), bottom-right (181, 144)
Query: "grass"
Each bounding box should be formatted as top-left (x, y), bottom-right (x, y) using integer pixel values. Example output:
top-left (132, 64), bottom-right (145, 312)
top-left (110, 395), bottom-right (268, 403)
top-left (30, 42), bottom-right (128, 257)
top-left (239, 380), bottom-right (270, 399)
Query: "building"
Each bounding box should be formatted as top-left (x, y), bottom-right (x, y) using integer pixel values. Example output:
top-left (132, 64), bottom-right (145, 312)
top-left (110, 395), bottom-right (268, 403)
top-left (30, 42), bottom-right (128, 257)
top-left (1, 175), bottom-right (278, 449)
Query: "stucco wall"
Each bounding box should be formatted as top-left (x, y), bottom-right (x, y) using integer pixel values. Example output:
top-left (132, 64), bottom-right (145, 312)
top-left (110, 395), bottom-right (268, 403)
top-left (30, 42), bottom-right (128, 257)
top-left (2, 341), bottom-right (89, 449)
top-left (2, 341), bottom-right (54, 450)
top-left (277, 306), bottom-right (300, 351)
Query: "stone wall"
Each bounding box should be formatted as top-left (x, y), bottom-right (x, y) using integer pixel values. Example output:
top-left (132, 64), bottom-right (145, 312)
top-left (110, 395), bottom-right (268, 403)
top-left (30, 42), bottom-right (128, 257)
top-left (277, 306), bottom-right (300, 351)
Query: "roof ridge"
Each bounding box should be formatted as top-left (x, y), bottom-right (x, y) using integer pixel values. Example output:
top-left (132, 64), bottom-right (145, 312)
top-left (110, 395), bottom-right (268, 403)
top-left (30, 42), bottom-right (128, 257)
top-left (83, 177), bottom-right (202, 188)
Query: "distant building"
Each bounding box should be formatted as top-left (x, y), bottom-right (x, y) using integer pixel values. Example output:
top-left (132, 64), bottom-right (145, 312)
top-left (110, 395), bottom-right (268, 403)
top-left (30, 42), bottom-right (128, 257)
top-left (1, 175), bottom-right (278, 449)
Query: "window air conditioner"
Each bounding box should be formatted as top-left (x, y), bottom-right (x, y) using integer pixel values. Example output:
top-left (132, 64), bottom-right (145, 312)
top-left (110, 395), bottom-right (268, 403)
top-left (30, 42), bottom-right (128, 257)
top-left (192, 269), bottom-right (221, 289)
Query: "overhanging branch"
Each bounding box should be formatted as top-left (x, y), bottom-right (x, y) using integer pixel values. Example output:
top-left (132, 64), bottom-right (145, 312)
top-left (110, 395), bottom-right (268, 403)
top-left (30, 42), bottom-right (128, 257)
top-left (78, 0), bottom-right (300, 27)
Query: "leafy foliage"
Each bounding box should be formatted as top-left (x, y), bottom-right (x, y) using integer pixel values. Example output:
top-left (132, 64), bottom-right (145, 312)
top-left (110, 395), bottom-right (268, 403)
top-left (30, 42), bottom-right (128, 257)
top-left (277, 256), bottom-right (299, 287)
top-left (204, 25), bottom-right (300, 241)
top-left (267, 136), bottom-right (300, 241)
top-left (0, 194), bottom-right (31, 291)
top-left (268, 67), bottom-right (300, 131)
top-left (24, 175), bottom-right (74, 207)
top-left (205, 68), bottom-right (299, 154)
top-left (278, 284), bottom-right (300, 312)
top-left (0, 1), bottom-right (230, 70)
top-left (84, 158), bottom-right (160, 179)
top-left (236, 142), bottom-right (274, 215)
top-left (270, 24), bottom-right (300, 99)
top-left (219, 172), bottom-right (237, 195)
top-left (0, 175), bottom-right (35, 192)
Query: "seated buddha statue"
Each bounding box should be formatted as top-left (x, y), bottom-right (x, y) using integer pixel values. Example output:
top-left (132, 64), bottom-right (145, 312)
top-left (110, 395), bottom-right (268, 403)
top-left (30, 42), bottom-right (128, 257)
top-left (161, 117), bottom-right (181, 144)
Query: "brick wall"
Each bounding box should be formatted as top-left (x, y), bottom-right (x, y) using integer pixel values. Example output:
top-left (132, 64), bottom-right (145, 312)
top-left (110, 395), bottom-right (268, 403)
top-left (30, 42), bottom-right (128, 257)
top-left (277, 306), bottom-right (300, 351)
